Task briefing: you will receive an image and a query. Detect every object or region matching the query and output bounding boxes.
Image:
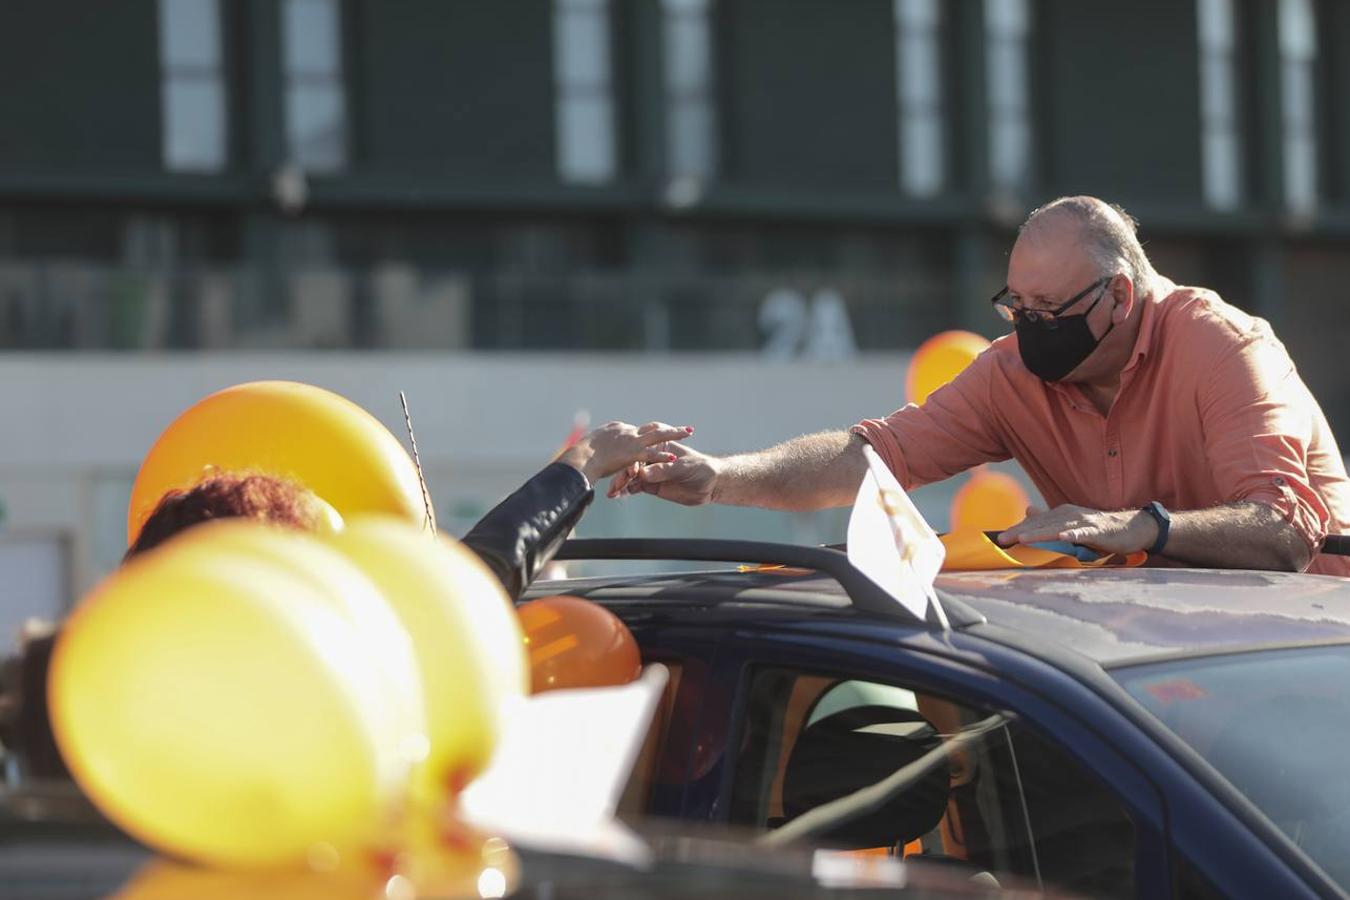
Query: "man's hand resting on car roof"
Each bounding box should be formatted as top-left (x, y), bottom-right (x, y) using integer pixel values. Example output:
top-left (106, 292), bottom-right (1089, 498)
top-left (997, 504), bottom-right (1158, 555)
top-left (558, 421), bottom-right (694, 486)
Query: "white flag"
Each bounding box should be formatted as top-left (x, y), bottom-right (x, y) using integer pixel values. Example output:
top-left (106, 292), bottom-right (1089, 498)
top-left (847, 445), bottom-right (948, 627)
top-left (459, 664), bottom-right (669, 865)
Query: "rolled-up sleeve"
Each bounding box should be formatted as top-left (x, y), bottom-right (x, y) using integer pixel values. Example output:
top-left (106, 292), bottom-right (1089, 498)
top-left (850, 353), bottom-right (1009, 490)
top-left (1200, 333), bottom-right (1330, 560)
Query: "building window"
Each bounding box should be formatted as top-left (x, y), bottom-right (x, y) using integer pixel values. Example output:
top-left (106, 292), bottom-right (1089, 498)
top-left (158, 0), bottom-right (227, 172)
top-left (661, 0), bottom-right (718, 185)
top-left (282, 0), bottom-right (348, 172)
top-left (553, 0), bottom-right (617, 184)
top-left (1197, 0), bottom-right (1242, 211)
top-left (1279, 0), bottom-right (1317, 215)
top-left (985, 0), bottom-right (1032, 196)
top-left (894, 0), bottom-right (944, 197)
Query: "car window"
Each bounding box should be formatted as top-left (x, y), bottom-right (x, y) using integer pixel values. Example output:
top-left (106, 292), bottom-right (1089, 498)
top-left (1114, 645), bottom-right (1350, 891)
top-left (729, 668), bottom-right (1137, 898)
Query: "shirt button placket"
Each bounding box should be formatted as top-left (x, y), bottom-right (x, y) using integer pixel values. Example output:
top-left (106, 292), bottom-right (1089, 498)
top-left (1105, 425), bottom-right (1124, 506)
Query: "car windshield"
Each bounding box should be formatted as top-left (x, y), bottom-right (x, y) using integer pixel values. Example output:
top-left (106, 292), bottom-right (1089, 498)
top-left (1113, 645), bottom-right (1350, 889)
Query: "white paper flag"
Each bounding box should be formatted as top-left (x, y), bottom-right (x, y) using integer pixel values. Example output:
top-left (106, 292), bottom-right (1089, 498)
top-left (458, 663), bottom-right (669, 865)
top-left (847, 445), bottom-right (948, 627)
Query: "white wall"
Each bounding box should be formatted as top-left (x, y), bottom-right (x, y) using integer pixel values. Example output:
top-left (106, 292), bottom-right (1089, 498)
top-left (0, 351), bottom-right (1026, 638)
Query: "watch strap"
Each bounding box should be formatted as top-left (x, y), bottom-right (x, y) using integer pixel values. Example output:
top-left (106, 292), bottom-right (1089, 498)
top-left (1141, 501), bottom-right (1170, 555)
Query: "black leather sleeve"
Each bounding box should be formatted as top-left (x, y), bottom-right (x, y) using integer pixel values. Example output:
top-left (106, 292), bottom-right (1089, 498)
top-left (460, 462), bottom-right (594, 600)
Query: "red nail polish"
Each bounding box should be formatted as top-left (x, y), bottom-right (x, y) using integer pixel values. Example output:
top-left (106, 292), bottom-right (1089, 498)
top-left (666, 453), bottom-right (677, 461)
top-left (685, 426), bottom-right (694, 433)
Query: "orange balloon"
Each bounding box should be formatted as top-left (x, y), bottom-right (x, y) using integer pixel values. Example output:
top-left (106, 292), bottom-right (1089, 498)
top-left (517, 596), bottom-right (641, 693)
top-left (127, 381), bottom-right (429, 546)
top-left (906, 330), bottom-right (991, 406)
top-left (950, 470), bottom-right (1031, 532)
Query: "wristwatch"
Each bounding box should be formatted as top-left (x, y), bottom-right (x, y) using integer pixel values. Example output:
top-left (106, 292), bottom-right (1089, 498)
top-left (1140, 501), bottom-right (1171, 555)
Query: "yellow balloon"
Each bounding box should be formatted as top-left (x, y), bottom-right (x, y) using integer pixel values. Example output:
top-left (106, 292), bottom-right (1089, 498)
top-left (127, 381), bottom-right (429, 546)
top-left (49, 544), bottom-right (416, 867)
top-left (165, 521), bottom-right (428, 771)
top-left (950, 469), bottom-right (1031, 532)
top-left (906, 330), bottom-right (992, 406)
top-left (324, 517), bottom-right (528, 801)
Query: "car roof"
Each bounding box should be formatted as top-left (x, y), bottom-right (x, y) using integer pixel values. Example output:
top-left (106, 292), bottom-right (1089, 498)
top-left (531, 563), bottom-right (1350, 668)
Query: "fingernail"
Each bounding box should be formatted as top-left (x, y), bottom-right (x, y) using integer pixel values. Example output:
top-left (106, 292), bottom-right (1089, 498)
top-left (665, 453), bottom-right (677, 461)
top-left (685, 426), bottom-right (694, 434)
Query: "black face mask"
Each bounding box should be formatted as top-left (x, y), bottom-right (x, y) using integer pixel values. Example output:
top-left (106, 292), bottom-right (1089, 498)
top-left (1015, 287), bottom-right (1115, 382)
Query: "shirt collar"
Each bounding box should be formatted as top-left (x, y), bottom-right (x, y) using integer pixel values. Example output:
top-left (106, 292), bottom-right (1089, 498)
top-left (1120, 276), bottom-right (1173, 376)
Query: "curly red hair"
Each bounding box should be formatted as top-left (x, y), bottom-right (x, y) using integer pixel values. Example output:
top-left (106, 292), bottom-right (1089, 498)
top-left (126, 472), bottom-right (324, 560)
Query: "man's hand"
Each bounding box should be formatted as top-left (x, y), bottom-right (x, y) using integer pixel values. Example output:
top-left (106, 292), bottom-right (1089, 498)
top-left (608, 440), bottom-right (720, 506)
top-left (997, 504), bottom-right (1158, 555)
top-left (557, 421), bottom-right (694, 484)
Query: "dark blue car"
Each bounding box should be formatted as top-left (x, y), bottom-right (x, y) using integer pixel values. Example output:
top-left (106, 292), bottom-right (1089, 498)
top-left (535, 538), bottom-right (1350, 900)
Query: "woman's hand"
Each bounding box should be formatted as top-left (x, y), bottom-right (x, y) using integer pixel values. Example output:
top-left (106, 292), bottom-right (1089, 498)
top-left (558, 421), bottom-right (694, 485)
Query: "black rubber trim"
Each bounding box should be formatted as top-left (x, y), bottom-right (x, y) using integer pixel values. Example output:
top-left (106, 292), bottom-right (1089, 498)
top-left (553, 538), bottom-right (983, 627)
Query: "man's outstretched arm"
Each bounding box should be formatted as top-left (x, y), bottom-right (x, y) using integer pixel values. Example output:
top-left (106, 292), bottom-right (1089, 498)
top-left (613, 430), bottom-right (869, 511)
top-left (998, 501), bottom-right (1314, 572)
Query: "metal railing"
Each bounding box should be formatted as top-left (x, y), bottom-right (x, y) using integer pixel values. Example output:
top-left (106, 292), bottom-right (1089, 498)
top-left (0, 262), bottom-right (950, 353)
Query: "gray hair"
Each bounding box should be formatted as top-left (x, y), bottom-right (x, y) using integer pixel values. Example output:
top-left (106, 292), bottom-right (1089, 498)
top-left (1019, 196), bottom-right (1155, 289)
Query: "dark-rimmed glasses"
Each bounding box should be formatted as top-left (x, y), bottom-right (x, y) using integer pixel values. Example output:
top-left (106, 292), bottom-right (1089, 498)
top-left (990, 276), bottom-right (1112, 326)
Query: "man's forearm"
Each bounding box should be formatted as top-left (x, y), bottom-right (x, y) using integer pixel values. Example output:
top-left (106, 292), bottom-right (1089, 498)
top-left (711, 431), bottom-right (867, 511)
top-left (1163, 502), bottom-right (1313, 572)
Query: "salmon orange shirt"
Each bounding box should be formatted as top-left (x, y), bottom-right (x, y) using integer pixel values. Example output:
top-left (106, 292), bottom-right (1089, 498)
top-left (852, 282), bottom-right (1350, 576)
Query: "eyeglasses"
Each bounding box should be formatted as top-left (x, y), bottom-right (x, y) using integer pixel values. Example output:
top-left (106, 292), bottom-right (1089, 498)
top-left (990, 276), bottom-right (1112, 326)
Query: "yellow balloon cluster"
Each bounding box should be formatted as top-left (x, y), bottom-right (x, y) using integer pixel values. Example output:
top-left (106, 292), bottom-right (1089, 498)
top-left (51, 517), bottom-right (525, 869)
top-left (127, 380), bottom-right (430, 546)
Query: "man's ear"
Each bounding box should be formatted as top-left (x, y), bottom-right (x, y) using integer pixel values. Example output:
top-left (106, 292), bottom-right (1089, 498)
top-left (1111, 275), bottom-right (1135, 324)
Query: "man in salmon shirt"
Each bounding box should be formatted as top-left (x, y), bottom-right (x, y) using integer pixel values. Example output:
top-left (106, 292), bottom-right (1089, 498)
top-left (614, 196), bottom-right (1350, 575)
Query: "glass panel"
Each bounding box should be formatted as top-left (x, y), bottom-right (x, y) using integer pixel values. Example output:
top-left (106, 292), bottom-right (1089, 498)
top-left (1284, 135), bottom-right (1317, 213)
top-left (555, 6), bottom-right (612, 89)
top-left (1196, 0), bottom-right (1235, 52)
top-left (1202, 131), bottom-right (1241, 211)
top-left (163, 77), bottom-right (227, 172)
top-left (894, 0), bottom-right (938, 31)
top-left (1116, 646), bottom-right (1350, 889)
top-left (557, 95), bottom-right (616, 183)
top-left (159, 0), bottom-right (221, 69)
top-left (286, 83), bottom-right (347, 171)
top-left (990, 118), bottom-right (1032, 191)
top-left (987, 40), bottom-right (1027, 113)
top-left (899, 31), bottom-right (940, 107)
top-left (901, 114), bottom-right (943, 197)
top-left (665, 14), bottom-right (712, 95)
top-left (1200, 55), bottom-right (1235, 124)
top-left (669, 100), bottom-right (717, 179)
top-left (984, 0), bottom-right (1029, 38)
top-left (1279, 0), bottom-right (1316, 60)
top-left (284, 0), bottom-right (342, 77)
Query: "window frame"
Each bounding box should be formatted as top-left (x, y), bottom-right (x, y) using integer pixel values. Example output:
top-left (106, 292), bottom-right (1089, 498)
top-left (704, 623), bottom-right (1173, 895)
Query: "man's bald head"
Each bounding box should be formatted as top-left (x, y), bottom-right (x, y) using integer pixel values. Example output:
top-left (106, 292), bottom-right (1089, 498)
top-left (1017, 196), bottom-right (1155, 290)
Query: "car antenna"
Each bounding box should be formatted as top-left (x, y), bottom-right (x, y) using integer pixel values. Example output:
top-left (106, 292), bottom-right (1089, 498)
top-left (399, 390), bottom-right (436, 534)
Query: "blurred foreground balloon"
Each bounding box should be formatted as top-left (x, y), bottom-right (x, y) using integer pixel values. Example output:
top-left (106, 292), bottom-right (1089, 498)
top-left (127, 381), bottom-right (429, 546)
top-left (950, 469), bottom-right (1031, 532)
top-left (49, 526), bottom-right (425, 868)
top-left (518, 596), bottom-right (641, 693)
top-left (325, 517), bottom-right (528, 800)
top-left (905, 330), bottom-right (991, 406)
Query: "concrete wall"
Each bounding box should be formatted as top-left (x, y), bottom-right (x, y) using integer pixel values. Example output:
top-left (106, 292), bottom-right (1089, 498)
top-left (0, 352), bottom-right (1034, 617)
